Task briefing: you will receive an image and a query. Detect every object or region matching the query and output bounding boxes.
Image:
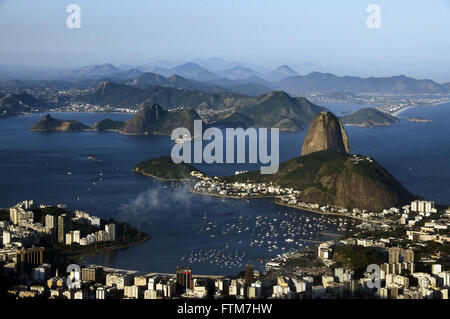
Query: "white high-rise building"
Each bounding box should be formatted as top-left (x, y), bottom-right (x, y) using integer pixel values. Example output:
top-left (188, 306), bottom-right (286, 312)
top-left (96, 287), bottom-right (105, 299)
top-left (432, 264), bottom-right (442, 275)
top-left (66, 232), bottom-right (74, 245)
top-left (2, 230), bottom-right (11, 246)
top-left (45, 215), bottom-right (56, 229)
top-left (73, 230), bottom-right (80, 243)
top-left (411, 200), bottom-right (435, 213)
top-left (105, 223), bottom-right (116, 242)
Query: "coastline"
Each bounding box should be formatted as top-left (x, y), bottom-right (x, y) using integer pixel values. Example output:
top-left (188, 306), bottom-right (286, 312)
top-left (391, 99), bottom-right (450, 117)
top-left (137, 173), bottom-right (390, 225)
top-left (186, 184), bottom-right (387, 224)
top-left (76, 235), bottom-right (151, 263)
top-left (189, 189), bottom-right (278, 200)
top-left (274, 199), bottom-right (385, 224)
top-left (135, 170), bottom-right (195, 182)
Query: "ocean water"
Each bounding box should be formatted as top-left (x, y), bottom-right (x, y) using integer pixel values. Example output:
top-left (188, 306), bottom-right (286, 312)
top-left (0, 102), bottom-right (449, 275)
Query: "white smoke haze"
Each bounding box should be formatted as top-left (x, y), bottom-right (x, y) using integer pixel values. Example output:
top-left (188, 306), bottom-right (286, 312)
top-left (116, 184), bottom-right (201, 229)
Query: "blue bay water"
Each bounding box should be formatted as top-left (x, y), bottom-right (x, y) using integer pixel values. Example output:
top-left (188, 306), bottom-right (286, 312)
top-left (0, 103), bottom-right (449, 275)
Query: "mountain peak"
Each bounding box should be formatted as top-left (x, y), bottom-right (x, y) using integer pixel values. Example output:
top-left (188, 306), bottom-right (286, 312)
top-left (264, 65), bottom-right (298, 81)
top-left (275, 65), bottom-right (296, 72)
top-left (119, 104), bottom-right (167, 135)
top-left (301, 110), bottom-right (350, 156)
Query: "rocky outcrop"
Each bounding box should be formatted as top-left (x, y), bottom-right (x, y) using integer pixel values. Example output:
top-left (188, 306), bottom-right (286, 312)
top-left (119, 104), bottom-right (166, 135)
top-left (30, 114), bottom-right (89, 132)
top-left (301, 111), bottom-right (350, 156)
top-left (226, 108), bottom-right (415, 211)
top-left (119, 103), bottom-right (202, 136)
top-left (91, 119), bottom-right (125, 131)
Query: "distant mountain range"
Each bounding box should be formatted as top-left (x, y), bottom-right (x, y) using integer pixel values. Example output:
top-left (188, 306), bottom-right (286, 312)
top-left (1, 61), bottom-right (449, 95)
top-left (64, 63), bottom-right (144, 80)
top-left (123, 72), bottom-right (227, 94)
top-left (81, 81), bottom-right (249, 110)
top-left (275, 72), bottom-right (449, 94)
top-left (79, 81), bottom-right (324, 131)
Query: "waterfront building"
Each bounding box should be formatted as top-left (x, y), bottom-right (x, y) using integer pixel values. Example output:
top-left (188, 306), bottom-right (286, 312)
top-left (105, 224), bottom-right (116, 241)
top-left (176, 266), bottom-right (192, 293)
top-left (244, 264), bottom-right (255, 285)
top-left (106, 273), bottom-right (132, 290)
top-left (134, 276), bottom-right (148, 287)
top-left (124, 285), bottom-right (141, 299)
top-left (82, 266), bottom-right (104, 283)
top-left (96, 286), bottom-right (117, 299)
top-left (144, 289), bottom-right (158, 299)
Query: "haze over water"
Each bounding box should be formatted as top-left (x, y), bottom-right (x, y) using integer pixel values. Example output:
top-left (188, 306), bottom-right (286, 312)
top-left (0, 102), bottom-right (449, 275)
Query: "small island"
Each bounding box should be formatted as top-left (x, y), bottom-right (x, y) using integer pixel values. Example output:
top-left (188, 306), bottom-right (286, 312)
top-left (90, 119), bottom-right (125, 131)
top-left (340, 108), bottom-right (399, 128)
top-left (408, 117), bottom-right (432, 123)
top-left (134, 156), bottom-right (200, 181)
top-left (30, 114), bottom-right (90, 132)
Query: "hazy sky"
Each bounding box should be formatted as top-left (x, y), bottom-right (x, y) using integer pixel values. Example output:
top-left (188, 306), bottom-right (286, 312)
top-left (1, 0), bottom-right (449, 81)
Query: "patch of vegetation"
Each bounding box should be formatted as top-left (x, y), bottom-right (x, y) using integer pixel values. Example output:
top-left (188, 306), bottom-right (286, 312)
top-left (0, 209), bottom-right (9, 221)
top-left (135, 156), bottom-right (199, 181)
top-left (412, 241), bottom-right (450, 263)
top-left (332, 244), bottom-right (386, 277)
top-left (91, 119), bottom-right (125, 131)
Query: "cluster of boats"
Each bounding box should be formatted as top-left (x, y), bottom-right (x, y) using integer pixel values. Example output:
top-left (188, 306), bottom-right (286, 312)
top-left (179, 208), bottom-right (353, 271)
